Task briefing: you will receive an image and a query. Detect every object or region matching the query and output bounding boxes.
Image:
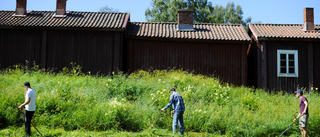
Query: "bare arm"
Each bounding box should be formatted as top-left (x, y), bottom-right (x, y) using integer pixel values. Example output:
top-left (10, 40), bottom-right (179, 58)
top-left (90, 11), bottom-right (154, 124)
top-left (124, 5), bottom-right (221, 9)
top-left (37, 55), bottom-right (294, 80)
top-left (18, 97), bottom-right (30, 109)
top-left (302, 101), bottom-right (308, 115)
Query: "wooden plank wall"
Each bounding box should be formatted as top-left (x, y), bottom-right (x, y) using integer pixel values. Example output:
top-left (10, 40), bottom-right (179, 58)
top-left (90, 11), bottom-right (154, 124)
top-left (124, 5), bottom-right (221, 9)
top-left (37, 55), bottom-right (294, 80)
top-left (0, 29), bottom-right (42, 68)
top-left (127, 39), bottom-right (247, 86)
top-left (247, 38), bottom-right (258, 87)
top-left (266, 41), bottom-right (309, 92)
top-left (0, 29), bottom-right (123, 74)
top-left (314, 42), bottom-right (320, 91)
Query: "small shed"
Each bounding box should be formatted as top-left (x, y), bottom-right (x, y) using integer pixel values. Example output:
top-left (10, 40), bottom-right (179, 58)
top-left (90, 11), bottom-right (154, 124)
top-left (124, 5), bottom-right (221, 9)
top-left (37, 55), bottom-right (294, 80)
top-left (247, 8), bottom-right (320, 92)
top-left (125, 10), bottom-right (250, 86)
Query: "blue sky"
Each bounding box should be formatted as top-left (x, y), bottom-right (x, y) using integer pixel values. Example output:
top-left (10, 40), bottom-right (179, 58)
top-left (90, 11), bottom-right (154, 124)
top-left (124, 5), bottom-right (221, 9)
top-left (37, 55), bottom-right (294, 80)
top-left (1, 0), bottom-right (319, 24)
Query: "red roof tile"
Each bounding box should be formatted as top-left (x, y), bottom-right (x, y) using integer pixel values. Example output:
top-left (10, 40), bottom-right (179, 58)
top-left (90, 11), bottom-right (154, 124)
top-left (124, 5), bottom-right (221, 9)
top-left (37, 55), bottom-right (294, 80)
top-left (0, 11), bottom-right (129, 30)
top-left (249, 23), bottom-right (320, 40)
top-left (126, 22), bottom-right (250, 41)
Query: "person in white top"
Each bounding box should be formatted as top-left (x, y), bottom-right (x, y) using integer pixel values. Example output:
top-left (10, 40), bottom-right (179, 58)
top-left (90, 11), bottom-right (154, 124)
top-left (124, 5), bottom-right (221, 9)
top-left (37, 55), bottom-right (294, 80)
top-left (18, 81), bottom-right (36, 136)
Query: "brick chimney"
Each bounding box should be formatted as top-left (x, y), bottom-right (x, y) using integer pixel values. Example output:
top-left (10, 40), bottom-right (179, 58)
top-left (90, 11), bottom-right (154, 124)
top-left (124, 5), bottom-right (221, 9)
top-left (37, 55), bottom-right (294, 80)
top-left (15, 0), bottom-right (27, 16)
top-left (177, 9), bottom-right (194, 31)
top-left (55, 0), bottom-right (67, 17)
top-left (303, 8), bottom-right (314, 31)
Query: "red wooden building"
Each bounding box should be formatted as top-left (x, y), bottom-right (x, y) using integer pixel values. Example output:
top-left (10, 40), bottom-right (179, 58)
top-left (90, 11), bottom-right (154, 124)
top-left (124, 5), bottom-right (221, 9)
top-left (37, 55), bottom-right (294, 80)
top-left (247, 8), bottom-right (320, 92)
top-left (125, 10), bottom-right (251, 86)
top-left (1, 1), bottom-right (252, 86)
top-left (0, 0), bottom-right (129, 74)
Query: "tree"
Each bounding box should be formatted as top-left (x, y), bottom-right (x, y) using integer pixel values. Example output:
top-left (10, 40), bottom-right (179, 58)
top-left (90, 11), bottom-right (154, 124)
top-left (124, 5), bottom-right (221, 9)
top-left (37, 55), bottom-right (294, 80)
top-left (145, 0), bottom-right (186, 22)
top-left (224, 2), bottom-right (251, 27)
top-left (99, 5), bottom-right (119, 12)
top-left (145, 0), bottom-right (252, 27)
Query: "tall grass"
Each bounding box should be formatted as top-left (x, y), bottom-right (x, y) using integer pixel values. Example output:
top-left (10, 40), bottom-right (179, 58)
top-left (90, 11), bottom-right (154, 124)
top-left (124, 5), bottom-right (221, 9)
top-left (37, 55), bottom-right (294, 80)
top-left (0, 64), bottom-right (319, 136)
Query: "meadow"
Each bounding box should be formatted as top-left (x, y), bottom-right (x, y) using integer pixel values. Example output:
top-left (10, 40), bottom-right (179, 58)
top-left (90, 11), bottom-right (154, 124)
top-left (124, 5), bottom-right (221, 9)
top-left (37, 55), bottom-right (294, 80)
top-left (0, 64), bottom-right (319, 136)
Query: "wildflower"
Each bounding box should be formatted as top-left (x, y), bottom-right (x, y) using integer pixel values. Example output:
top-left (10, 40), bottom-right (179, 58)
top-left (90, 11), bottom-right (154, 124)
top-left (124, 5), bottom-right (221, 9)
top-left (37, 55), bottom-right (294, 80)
top-left (158, 79), bottom-right (161, 82)
top-left (25, 60), bottom-right (29, 64)
top-left (316, 88), bottom-right (319, 90)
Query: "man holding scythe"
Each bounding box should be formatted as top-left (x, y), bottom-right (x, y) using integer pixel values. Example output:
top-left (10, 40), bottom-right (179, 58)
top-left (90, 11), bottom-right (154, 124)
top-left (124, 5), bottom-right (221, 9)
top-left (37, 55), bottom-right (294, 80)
top-left (18, 82), bottom-right (36, 137)
top-left (293, 89), bottom-right (309, 137)
top-left (161, 88), bottom-right (185, 135)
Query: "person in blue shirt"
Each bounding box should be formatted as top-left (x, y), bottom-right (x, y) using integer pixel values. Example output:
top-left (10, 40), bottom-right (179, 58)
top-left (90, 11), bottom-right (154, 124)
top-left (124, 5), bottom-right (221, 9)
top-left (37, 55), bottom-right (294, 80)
top-left (161, 88), bottom-right (185, 135)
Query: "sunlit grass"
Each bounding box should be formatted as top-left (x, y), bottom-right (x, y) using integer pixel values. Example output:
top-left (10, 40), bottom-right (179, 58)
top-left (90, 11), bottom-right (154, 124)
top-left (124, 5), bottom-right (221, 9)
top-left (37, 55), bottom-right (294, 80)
top-left (0, 65), bottom-right (319, 136)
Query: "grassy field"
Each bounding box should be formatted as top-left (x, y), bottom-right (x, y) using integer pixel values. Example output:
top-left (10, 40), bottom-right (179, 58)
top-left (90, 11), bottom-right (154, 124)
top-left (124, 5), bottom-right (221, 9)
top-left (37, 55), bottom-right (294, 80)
top-left (0, 64), bottom-right (319, 136)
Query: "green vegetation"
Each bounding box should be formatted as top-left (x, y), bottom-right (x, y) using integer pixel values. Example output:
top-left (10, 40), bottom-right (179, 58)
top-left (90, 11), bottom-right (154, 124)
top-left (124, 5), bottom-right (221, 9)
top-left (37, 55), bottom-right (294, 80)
top-left (0, 64), bottom-right (319, 136)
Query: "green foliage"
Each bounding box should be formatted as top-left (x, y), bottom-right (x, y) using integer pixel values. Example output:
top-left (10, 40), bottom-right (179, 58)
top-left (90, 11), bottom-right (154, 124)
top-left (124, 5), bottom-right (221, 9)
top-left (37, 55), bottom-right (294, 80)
top-left (99, 5), bottom-right (119, 12)
top-left (1, 66), bottom-right (320, 136)
top-left (145, 0), bottom-right (252, 27)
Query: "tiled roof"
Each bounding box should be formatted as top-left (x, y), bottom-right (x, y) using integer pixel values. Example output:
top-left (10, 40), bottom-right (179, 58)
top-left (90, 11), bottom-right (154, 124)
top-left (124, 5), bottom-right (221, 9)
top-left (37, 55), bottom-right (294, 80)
top-left (0, 11), bottom-right (129, 30)
top-left (126, 22), bottom-right (250, 41)
top-left (249, 23), bottom-right (320, 40)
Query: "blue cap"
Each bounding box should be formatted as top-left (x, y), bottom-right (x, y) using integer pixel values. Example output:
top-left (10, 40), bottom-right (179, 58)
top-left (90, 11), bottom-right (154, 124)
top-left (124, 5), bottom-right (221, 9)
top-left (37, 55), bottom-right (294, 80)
top-left (294, 89), bottom-right (303, 94)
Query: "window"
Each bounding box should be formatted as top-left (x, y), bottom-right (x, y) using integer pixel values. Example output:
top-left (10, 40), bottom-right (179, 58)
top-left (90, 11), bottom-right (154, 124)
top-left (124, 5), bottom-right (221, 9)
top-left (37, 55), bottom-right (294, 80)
top-left (277, 50), bottom-right (298, 77)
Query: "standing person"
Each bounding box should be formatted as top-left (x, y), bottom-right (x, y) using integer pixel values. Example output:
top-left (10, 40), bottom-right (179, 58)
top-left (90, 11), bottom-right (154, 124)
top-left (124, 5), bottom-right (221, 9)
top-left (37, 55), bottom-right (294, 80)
top-left (18, 82), bottom-right (36, 137)
top-left (161, 88), bottom-right (185, 135)
top-left (293, 89), bottom-right (309, 137)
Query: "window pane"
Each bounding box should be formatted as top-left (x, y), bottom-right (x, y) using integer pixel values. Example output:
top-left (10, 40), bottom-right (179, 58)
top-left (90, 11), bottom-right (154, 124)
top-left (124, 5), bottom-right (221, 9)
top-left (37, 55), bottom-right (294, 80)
top-left (289, 61), bottom-right (294, 66)
top-left (281, 67), bottom-right (286, 73)
top-left (281, 61), bottom-right (286, 66)
top-left (289, 54), bottom-right (294, 60)
top-left (281, 54), bottom-right (286, 60)
top-left (289, 68), bottom-right (295, 73)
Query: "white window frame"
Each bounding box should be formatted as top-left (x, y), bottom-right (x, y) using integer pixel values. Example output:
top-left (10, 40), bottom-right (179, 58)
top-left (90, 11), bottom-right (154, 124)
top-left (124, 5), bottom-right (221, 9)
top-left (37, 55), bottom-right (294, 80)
top-left (277, 50), bottom-right (298, 77)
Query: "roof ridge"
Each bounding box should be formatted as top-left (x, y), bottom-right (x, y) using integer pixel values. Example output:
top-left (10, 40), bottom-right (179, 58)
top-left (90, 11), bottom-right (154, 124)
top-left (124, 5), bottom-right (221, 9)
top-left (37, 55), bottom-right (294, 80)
top-left (0, 10), bottom-right (128, 14)
top-left (129, 22), bottom-right (242, 26)
top-left (251, 23), bottom-right (303, 26)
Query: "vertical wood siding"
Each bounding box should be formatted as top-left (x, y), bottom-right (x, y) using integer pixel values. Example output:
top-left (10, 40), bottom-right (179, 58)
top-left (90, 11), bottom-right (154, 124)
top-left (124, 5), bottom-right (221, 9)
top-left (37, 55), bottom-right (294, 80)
top-left (314, 42), bottom-right (320, 90)
top-left (46, 30), bottom-right (117, 73)
top-left (127, 39), bottom-right (247, 86)
top-left (247, 38), bottom-right (258, 87)
top-left (0, 29), bottom-right (42, 68)
top-left (266, 41), bottom-right (309, 92)
top-left (0, 29), bottom-right (123, 74)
